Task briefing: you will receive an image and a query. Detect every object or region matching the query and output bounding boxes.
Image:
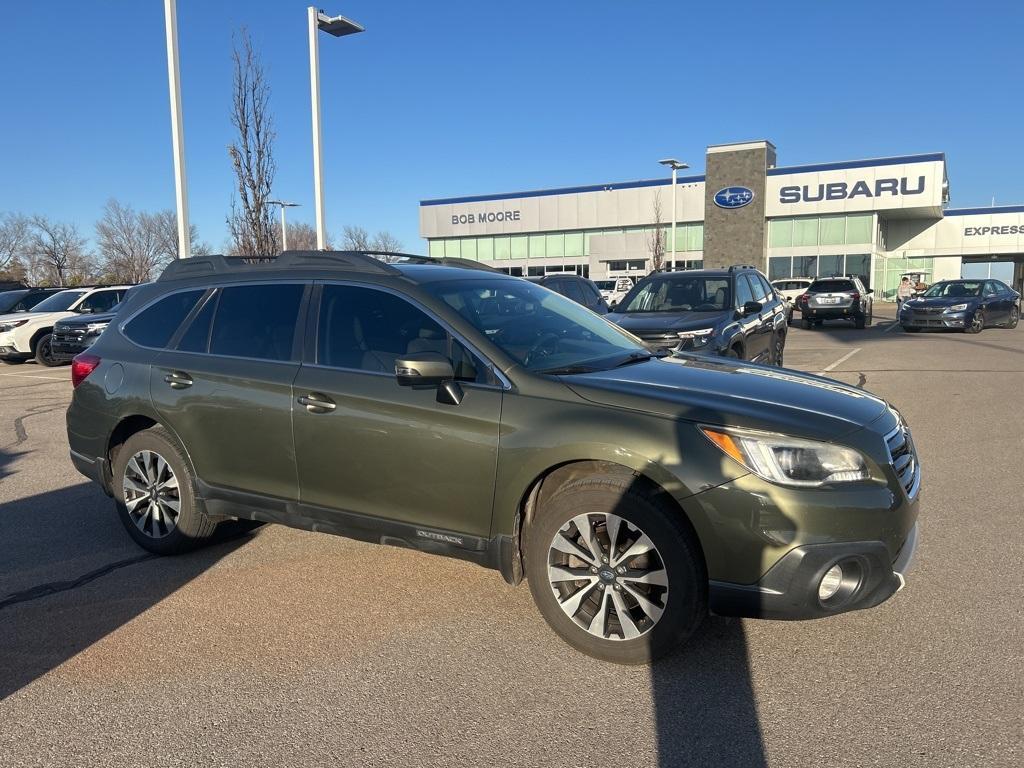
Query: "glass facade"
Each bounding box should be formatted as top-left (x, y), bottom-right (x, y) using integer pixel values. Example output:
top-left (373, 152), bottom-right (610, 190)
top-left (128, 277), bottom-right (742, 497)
top-left (427, 223), bottom-right (704, 262)
top-left (769, 253), bottom-right (872, 286)
top-left (769, 214), bottom-right (874, 247)
top-left (873, 256), bottom-right (935, 301)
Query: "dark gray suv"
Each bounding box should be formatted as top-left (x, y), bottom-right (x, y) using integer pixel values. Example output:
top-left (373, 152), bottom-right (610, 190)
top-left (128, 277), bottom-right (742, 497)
top-left (66, 251), bottom-right (919, 664)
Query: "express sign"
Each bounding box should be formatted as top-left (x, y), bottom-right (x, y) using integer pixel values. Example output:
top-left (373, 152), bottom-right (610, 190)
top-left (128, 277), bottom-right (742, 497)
top-left (779, 176), bottom-right (926, 204)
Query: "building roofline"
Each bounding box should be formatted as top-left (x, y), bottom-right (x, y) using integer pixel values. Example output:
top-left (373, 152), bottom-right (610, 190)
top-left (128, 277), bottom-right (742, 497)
top-left (943, 204), bottom-right (1024, 216)
top-left (419, 152), bottom-right (947, 207)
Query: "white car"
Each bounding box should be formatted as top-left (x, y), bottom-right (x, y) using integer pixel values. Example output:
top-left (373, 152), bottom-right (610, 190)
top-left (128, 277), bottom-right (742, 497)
top-left (0, 285), bottom-right (132, 366)
top-left (771, 278), bottom-right (813, 321)
top-left (594, 277), bottom-right (635, 309)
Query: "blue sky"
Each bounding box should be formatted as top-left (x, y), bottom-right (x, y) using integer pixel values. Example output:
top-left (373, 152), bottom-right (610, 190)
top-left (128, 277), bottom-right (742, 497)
top-left (1, 0), bottom-right (1022, 254)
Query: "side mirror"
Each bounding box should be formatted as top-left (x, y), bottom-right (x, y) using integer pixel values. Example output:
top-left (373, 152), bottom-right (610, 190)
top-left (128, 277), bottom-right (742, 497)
top-left (866, 288), bottom-right (874, 294)
top-left (742, 300), bottom-right (763, 316)
top-left (395, 351), bottom-right (455, 387)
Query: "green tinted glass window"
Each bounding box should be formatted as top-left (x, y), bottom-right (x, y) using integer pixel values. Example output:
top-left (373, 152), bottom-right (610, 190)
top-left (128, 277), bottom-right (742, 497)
top-left (770, 219), bottom-right (793, 248)
top-left (494, 236), bottom-right (511, 260)
top-left (444, 239), bottom-right (460, 258)
top-left (769, 256), bottom-right (792, 280)
top-left (565, 232), bottom-right (584, 257)
top-left (820, 216), bottom-right (845, 245)
top-left (529, 234), bottom-right (546, 259)
top-left (686, 223), bottom-right (704, 251)
top-left (477, 237), bottom-right (494, 260)
top-left (818, 254), bottom-right (843, 277)
top-left (461, 238), bottom-right (478, 260)
top-left (846, 214), bottom-right (872, 243)
top-left (510, 235), bottom-right (528, 259)
top-left (428, 240), bottom-right (444, 258)
top-left (546, 233), bottom-right (564, 258)
top-left (793, 218), bottom-right (818, 247)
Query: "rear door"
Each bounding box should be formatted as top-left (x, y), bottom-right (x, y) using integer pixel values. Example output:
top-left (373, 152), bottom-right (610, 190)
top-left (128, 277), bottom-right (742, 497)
top-left (983, 281), bottom-right (1008, 322)
top-left (149, 282), bottom-right (308, 502)
top-left (291, 282), bottom-right (502, 536)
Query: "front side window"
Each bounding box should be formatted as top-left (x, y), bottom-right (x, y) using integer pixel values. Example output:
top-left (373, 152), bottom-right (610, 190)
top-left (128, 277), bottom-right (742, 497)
top-left (208, 284), bottom-right (305, 361)
top-left (124, 290), bottom-right (204, 348)
top-left (424, 278), bottom-right (643, 373)
top-left (317, 284), bottom-right (483, 381)
top-left (619, 276), bottom-right (731, 313)
top-left (735, 274), bottom-right (755, 307)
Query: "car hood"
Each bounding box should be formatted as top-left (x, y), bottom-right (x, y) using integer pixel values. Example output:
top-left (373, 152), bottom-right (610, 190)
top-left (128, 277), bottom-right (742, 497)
top-left (905, 296), bottom-right (978, 308)
top-left (54, 311), bottom-right (117, 329)
top-left (606, 311), bottom-right (728, 333)
top-left (0, 310), bottom-right (72, 325)
top-left (561, 354), bottom-right (888, 440)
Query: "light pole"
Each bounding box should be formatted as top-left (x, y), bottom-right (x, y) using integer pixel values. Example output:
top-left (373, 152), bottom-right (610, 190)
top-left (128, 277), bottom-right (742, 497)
top-left (308, 7), bottom-right (364, 250)
top-left (266, 200), bottom-right (301, 251)
top-left (658, 158), bottom-right (689, 271)
top-left (163, 0), bottom-right (190, 258)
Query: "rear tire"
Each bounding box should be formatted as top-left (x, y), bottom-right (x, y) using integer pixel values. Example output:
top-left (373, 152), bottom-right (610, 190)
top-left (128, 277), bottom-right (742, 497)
top-left (111, 426), bottom-right (218, 555)
top-left (855, 314), bottom-right (866, 330)
top-left (1006, 306), bottom-right (1019, 329)
top-left (524, 474), bottom-right (706, 665)
top-left (34, 333), bottom-right (59, 366)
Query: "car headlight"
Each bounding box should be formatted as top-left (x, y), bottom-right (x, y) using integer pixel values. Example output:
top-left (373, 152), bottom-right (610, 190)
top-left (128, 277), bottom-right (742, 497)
top-left (85, 322), bottom-right (109, 334)
top-left (701, 426), bottom-right (870, 487)
top-left (678, 328), bottom-right (714, 346)
top-left (945, 303), bottom-right (969, 312)
top-left (0, 319), bottom-right (29, 332)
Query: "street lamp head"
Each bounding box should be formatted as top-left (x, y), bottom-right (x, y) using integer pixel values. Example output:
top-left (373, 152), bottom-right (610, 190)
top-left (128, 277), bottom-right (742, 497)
top-left (658, 158), bottom-right (689, 171)
top-left (316, 11), bottom-right (364, 37)
top-left (266, 200), bottom-right (301, 208)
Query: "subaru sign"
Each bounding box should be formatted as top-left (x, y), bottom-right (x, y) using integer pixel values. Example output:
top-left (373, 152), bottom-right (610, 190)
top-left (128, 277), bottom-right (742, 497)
top-left (714, 186), bottom-right (755, 209)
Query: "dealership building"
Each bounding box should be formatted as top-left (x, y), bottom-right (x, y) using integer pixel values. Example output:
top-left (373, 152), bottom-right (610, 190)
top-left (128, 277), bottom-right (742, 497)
top-left (419, 140), bottom-right (1024, 300)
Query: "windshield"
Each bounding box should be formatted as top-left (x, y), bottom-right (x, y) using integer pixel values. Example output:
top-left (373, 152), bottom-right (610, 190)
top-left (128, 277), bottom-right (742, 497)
top-left (423, 278), bottom-right (644, 373)
top-left (0, 289), bottom-right (29, 313)
top-left (594, 281), bottom-right (616, 290)
top-left (28, 289), bottom-right (88, 313)
top-left (618, 275), bottom-right (730, 313)
top-left (923, 281), bottom-right (982, 298)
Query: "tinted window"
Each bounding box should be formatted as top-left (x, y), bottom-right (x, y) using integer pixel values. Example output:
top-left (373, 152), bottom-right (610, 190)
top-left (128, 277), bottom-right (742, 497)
top-left (30, 289), bottom-right (88, 313)
top-left (809, 279), bottom-right (855, 293)
top-left (78, 289), bottom-right (125, 314)
top-left (124, 290), bottom-right (204, 348)
top-left (177, 293), bottom-right (218, 353)
top-left (735, 275), bottom-right (755, 307)
top-left (983, 281), bottom-right (999, 296)
top-left (756, 275), bottom-right (775, 300)
top-left (0, 290), bottom-right (29, 313)
top-left (209, 284), bottom-right (304, 361)
top-left (923, 281), bottom-right (982, 298)
top-left (747, 274), bottom-right (768, 302)
top-left (620, 276), bottom-right (731, 313)
top-left (317, 285), bottom-right (482, 381)
top-left (562, 280), bottom-right (587, 305)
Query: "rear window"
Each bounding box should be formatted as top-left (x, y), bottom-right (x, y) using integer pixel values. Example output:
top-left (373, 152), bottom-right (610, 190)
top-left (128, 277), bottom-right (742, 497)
top-left (124, 290), bottom-right (205, 348)
top-left (809, 280), bottom-right (855, 293)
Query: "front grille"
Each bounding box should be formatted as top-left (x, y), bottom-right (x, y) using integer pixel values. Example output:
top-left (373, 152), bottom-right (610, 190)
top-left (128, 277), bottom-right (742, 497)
top-left (52, 330), bottom-right (85, 343)
top-left (885, 415), bottom-right (921, 499)
top-left (632, 330), bottom-right (678, 342)
top-left (912, 308), bottom-right (944, 316)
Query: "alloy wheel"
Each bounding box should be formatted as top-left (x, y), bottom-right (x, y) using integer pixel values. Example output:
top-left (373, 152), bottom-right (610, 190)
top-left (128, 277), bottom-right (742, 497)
top-left (122, 450), bottom-right (181, 538)
top-left (547, 513), bottom-right (669, 641)
top-left (774, 336), bottom-right (785, 366)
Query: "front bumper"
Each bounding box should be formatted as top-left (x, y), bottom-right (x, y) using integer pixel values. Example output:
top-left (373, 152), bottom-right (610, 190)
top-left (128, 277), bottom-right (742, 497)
top-left (900, 310), bottom-right (968, 329)
top-left (0, 344), bottom-right (29, 360)
top-left (709, 522), bottom-right (919, 620)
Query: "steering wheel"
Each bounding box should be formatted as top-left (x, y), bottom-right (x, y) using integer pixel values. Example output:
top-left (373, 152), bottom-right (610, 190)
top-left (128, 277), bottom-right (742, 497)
top-left (524, 332), bottom-right (561, 366)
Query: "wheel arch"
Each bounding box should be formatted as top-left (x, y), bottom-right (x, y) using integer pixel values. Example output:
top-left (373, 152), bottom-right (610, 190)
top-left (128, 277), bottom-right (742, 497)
top-left (28, 326), bottom-right (53, 352)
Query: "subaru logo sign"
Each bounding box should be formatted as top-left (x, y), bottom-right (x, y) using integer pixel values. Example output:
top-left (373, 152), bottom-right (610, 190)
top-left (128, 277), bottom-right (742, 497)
top-left (714, 186), bottom-right (755, 209)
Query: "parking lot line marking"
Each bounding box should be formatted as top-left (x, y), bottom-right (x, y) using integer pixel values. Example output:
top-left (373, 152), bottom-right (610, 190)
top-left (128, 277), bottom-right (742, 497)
top-left (883, 320), bottom-right (901, 333)
top-left (0, 372), bottom-right (68, 381)
top-left (821, 347), bottom-right (861, 372)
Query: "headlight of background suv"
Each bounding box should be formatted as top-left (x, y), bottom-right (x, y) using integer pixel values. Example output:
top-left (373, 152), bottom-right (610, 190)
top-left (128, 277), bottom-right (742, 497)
top-left (677, 328), bottom-right (714, 347)
top-left (945, 303), bottom-right (969, 312)
top-left (0, 319), bottom-right (30, 332)
top-left (701, 426), bottom-right (870, 487)
top-left (85, 322), bottom-right (110, 334)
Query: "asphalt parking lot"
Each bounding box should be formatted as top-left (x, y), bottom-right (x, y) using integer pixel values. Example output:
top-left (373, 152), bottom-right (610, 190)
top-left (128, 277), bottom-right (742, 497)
top-left (1, 310), bottom-right (1021, 768)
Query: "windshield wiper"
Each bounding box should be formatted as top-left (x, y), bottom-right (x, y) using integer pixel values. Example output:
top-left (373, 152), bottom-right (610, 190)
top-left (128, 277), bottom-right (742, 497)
top-left (613, 351), bottom-right (666, 368)
top-left (536, 364), bottom-right (600, 375)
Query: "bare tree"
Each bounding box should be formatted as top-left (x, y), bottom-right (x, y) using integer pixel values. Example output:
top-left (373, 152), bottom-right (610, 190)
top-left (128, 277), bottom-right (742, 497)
top-left (96, 202), bottom-right (209, 284)
top-left (647, 191), bottom-right (666, 273)
top-left (341, 225), bottom-right (371, 251)
top-left (226, 29), bottom-right (277, 257)
top-left (152, 209), bottom-right (211, 260)
top-left (274, 220), bottom-right (325, 252)
top-left (28, 216), bottom-right (93, 286)
top-left (371, 231), bottom-right (403, 255)
top-left (0, 213), bottom-right (31, 277)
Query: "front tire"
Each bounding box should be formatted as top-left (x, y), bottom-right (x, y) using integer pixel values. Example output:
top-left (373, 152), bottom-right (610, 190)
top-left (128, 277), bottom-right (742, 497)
top-left (966, 310), bottom-right (985, 334)
top-left (524, 474), bottom-right (706, 665)
top-left (34, 333), bottom-right (59, 366)
top-left (111, 426), bottom-right (218, 555)
top-left (772, 333), bottom-right (786, 367)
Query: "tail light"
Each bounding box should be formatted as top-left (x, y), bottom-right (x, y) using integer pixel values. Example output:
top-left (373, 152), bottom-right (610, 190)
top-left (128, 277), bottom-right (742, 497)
top-left (71, 353), bottom-right (101, 388)
top-left (797, 293), bottom-right (809, 304)
top-left (850, 292), bottom-right (861, 302)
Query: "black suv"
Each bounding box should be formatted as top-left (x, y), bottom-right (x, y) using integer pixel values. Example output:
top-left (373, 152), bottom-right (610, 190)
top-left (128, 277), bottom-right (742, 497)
top-left (0, 287), bottom-right (63, 314)
top-left (605, 265), bottom-right (788, 365)
top-left (797, 276), bottom-right (873, 329)
top-left (527, 274), bottom-right (608, 314)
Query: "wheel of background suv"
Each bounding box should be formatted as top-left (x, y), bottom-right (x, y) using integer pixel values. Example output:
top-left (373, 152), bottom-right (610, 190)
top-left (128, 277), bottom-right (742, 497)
top-left (903, 326), bottom-right (920, 333)
top-left (111, 426), bottom-right (217, 555)
top-left (33, 333), bottom-right (59, 366)
top-left (855, 313), bottom-right (866, 330)
top-left (524, 474), bottom-right (706, 665)
top-left (723, 346), bottom-right (741, 359)
top-left (966, 310), bottom-right (985, 334)
top-left (772, 333), bottom-right (785, 366)
top-left (801, 317), bottom-right (812, 330)
top-left (1006, 305), bottom-right (1019, 329)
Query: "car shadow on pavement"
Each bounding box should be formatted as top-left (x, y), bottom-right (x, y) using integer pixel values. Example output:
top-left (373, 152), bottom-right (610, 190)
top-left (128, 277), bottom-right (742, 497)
top-left (0, 483), bottom-right (258, 700)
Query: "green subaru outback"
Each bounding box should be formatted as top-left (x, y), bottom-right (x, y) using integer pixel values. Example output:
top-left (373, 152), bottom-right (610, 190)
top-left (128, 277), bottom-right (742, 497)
top-left (66, 252), bottom-right (919, 664)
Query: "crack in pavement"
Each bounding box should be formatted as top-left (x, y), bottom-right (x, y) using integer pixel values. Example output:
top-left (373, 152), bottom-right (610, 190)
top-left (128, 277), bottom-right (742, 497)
top-left (4, 402), bottom-right (66, 449)
top-left (0, 554), bottom-right (156, 611)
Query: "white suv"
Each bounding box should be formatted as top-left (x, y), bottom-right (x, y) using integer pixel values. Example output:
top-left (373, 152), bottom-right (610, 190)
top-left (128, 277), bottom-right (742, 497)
top-left (0, 285), bottom-right (132, 366)
top-left (594, 276), bottom-right (635, 308)
top-left (771, 278), bottom-right (813, 322)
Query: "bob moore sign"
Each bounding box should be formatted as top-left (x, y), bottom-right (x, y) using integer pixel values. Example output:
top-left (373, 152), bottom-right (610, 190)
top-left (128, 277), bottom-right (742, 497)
top-left (451, 210), bottom-right (521, 225)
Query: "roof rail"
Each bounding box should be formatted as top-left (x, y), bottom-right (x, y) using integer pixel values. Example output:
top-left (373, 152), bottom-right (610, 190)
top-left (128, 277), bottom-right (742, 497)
top-left (727, 264), bottom-right (758, 272)
top-left (393, 255), bottom-right (502, 272)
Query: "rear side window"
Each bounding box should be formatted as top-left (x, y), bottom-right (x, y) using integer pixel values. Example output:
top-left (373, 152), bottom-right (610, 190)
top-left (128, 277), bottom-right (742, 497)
top-left (562, 280), bottom-right (587, 305)
top-left (810, 279), bottom-right (855, 293)
top-left (79, 289), bottom-right (126, 314)
top-left (123, 290), bottom-right (204, 348)
top-left (209, 284), bottom-right (304, 361)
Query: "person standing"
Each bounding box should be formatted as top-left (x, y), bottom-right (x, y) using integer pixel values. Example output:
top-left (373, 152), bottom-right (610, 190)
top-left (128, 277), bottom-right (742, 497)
top-left (896, 276), bottom-right (915, 309)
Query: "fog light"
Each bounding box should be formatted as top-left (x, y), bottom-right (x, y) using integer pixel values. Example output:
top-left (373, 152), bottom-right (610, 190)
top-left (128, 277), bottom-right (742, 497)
top-left (818, 565), bottom-right (843, 600)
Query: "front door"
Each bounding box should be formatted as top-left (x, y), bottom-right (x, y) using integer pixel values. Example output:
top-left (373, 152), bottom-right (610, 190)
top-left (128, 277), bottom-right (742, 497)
top-left (735, 274), bottom-right (770, 361)
top-left (291, 283), bottom-right (502, 537)
top-left (150, 282), bottom-right (308, 501)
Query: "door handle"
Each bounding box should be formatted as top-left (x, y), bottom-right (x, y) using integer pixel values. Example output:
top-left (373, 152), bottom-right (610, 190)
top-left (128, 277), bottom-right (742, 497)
top-left (298, 393), bottom-right (336, 412)
top-left (163, 371), bottom-right (193, 389)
